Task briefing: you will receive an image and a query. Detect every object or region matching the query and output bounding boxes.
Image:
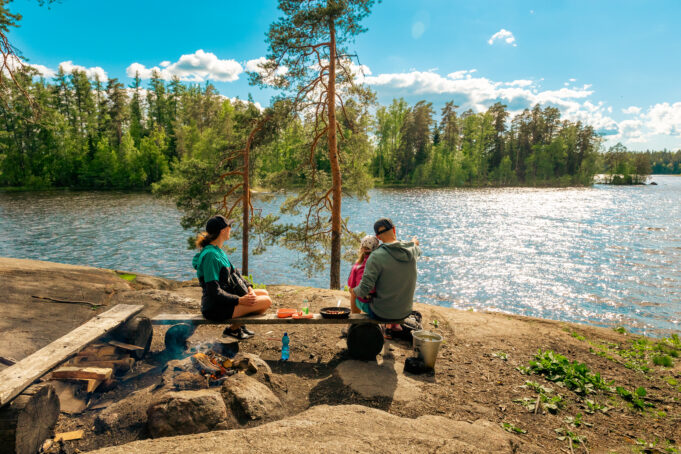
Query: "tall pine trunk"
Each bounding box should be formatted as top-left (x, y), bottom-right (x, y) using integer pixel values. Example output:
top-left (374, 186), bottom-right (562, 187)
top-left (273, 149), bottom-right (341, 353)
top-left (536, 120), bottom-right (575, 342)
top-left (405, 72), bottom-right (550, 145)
top-left (327, 19), bottom-right (341, 289)
top-left (242, 135), bottom-right (250, 276)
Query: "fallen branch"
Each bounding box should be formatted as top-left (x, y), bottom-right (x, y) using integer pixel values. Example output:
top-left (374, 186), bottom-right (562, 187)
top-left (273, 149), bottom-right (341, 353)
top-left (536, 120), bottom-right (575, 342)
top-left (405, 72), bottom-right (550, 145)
top-left (32, 296), bottom-right (102, 308)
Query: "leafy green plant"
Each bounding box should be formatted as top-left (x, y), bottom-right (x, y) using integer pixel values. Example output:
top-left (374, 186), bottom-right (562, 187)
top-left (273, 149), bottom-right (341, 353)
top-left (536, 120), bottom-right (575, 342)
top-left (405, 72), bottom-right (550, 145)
top-left (564, 412), bottom-right (592, 428)
top-left (555, 427), bottom-right (587, 445)
top-left (616, 386), bottom-right (652, 411)
top-left (501, 422), bottom-right (527, 434)
top-left (614, 326), bottom-right (627, 334)
top-left (117, 272), bottom-right (137, 281)
top-left (492, 351), bottom-right (508, 361)
top-left (242, 274), bottom-right (267, 289)
top-left (584, 399), bottom-right (611, 414)
top-left (527, 350), bottom-right (612, 395)
top-left (515, 381), bottom-right (564, 414)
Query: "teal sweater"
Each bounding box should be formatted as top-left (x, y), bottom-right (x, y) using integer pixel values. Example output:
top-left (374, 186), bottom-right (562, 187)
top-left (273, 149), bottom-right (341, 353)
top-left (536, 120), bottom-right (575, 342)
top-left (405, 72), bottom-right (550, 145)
top-left (353, 240), bottom-right (421, 320)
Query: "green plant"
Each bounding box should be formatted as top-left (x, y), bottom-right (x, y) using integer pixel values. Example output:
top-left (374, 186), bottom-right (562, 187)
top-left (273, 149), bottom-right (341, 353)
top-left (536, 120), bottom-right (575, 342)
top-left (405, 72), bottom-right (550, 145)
top-left (515, 381), bottom-right (564, 414)
top-left (571, 331), bottom-right (586, 341)
top-left (555, 427), bottom-right (586, 445)
top-left (492, 351), bottom-right (508, 361)
top-left (501, 422), bottom-right (527, 434)
top-left (653, 354), bottom-right (674, 367)
top-left (614, 326), bottom-right (627, 334)
top-left (117, 272), bottom-right (137, 281)
top-left (527, 350), bottom-right (612, 395)
top-left (584, 399), bottom-right (611, 414)
top-left (564, 412), bottom-right (592, 428)
top-left (242, 274), bottom-right (267, 289)
top-left (616, 386), bottom-right (652, 411)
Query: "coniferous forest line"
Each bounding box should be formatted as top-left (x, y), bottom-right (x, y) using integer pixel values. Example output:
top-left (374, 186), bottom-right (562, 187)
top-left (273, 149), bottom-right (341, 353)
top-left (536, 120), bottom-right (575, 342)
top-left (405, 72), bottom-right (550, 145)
top-left (0, 67), bottom-right (674, 191)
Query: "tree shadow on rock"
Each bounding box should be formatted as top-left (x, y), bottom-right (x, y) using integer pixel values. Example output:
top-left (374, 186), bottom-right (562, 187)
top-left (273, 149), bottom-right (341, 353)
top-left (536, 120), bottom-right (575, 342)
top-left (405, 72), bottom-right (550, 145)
top-left (308, 356), bottom-right (397, 412)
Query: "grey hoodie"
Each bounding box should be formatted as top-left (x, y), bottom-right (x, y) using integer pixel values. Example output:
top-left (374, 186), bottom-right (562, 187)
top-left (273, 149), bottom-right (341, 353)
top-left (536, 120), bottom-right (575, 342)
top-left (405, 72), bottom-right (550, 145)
top-left (353, 240), bottom-right (421, 320)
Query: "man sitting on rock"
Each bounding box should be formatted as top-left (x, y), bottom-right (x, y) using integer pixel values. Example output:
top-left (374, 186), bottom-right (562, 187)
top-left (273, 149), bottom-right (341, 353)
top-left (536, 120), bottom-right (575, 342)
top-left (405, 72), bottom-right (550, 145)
top-left (353, 217), bottom-right (421, 335)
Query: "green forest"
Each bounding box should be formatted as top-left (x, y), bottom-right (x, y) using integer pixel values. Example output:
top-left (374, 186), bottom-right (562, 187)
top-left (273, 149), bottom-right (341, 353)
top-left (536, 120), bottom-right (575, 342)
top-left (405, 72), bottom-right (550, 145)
top-left (0, 67), bottom-right (674, 191)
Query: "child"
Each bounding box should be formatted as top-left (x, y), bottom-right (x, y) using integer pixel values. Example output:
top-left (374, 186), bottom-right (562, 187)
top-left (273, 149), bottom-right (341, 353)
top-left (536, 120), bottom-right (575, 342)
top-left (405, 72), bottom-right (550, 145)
top-left (347, 235), bottom-right (380, 314)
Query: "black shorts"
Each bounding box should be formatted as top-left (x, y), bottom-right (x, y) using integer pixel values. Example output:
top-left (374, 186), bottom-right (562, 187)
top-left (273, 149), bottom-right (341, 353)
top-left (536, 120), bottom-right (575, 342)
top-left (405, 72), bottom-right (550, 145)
top-left (201, 298), bottom-right (237, 321)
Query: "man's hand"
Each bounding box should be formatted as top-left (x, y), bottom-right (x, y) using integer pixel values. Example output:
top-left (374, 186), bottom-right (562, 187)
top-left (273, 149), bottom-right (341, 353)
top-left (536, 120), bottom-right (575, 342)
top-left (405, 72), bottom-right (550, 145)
top-left (239, 293), bottom-right (257, 305)
top-left (412, 236), bottom-right (420, 246)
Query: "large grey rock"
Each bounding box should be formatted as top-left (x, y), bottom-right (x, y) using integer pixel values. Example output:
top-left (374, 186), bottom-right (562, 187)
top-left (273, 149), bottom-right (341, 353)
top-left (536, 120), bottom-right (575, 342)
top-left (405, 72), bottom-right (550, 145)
top-left (221, 373), bottom-right (281, 421)
top-left (91, 404), bottom-right (542, 454)
top-left (147, 390), bottom-right (228, 438)
top-left (94, 386), bottom-right (155, 433)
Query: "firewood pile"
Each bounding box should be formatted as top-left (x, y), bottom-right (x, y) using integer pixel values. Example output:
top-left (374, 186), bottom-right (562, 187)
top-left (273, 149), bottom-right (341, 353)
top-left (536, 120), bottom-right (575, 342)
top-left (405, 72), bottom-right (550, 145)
top-left (48, 340), bottom-right (144, 414)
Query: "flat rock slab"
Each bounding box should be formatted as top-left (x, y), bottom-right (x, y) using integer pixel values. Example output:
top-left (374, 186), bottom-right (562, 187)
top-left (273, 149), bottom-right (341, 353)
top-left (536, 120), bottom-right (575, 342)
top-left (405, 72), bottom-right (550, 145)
top-left (90, 404), bottom-right (541, 454)
top-left (334, 359), bottom-right (422, 402)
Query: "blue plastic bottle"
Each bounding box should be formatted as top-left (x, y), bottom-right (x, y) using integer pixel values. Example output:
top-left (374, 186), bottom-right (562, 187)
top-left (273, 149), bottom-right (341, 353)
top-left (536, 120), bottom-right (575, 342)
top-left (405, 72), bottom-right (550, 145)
top-left (281, 332), bottom-right (290, 361)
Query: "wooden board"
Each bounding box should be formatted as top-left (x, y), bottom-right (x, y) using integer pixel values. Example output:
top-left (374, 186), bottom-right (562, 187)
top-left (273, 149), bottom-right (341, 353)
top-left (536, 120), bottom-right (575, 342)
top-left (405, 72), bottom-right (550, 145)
top-left (151, 312), bottom-right (405, 325)
top-left (54, 429), bottom-right (84, 442)
top-left (51, 367), bottom-right (113, 381)
top-left (107, 340), bottom-right (145, 351)
top-left (0, 304), bottom-right (143, 407)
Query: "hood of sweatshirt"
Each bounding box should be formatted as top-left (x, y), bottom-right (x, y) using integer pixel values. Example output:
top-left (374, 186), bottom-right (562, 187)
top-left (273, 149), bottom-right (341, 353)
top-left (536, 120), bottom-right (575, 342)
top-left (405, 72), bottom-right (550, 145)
top-left (380, 240), bottom-right (419, 262)
top-left (192, 250), bottom-right (203, 270)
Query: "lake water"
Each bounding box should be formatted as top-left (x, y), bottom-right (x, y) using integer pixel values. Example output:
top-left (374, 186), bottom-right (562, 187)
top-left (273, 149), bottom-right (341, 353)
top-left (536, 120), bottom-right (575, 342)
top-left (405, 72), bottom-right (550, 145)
top-left (1, 176), bottom-right (680, 336)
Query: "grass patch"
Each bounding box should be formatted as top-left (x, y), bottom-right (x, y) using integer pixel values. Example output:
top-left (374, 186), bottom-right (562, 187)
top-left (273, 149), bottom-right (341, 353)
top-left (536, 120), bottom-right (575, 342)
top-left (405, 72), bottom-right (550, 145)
top-left (117, 272), bottom-right (137, 282)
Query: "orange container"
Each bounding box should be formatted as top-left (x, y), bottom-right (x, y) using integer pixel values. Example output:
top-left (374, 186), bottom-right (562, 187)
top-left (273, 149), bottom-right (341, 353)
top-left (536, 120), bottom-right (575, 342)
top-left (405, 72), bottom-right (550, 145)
top-left (277, 308), bottom-right (297, 318)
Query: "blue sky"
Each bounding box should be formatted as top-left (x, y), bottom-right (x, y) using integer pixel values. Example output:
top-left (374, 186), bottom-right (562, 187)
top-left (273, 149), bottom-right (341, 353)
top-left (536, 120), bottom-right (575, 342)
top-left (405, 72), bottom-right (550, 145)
top-left (9, 0), bottom-right (681, 150)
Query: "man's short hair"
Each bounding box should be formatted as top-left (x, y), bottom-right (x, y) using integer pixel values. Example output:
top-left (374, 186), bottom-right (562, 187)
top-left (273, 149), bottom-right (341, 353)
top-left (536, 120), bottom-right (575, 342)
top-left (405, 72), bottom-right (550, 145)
top-left (373, 218), bottom-right (395, 235)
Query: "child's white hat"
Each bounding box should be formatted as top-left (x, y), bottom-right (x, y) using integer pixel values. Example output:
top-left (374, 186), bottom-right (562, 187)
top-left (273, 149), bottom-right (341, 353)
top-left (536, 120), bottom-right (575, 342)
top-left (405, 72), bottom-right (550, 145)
top-left (361, 235), bottom-right (379, 251)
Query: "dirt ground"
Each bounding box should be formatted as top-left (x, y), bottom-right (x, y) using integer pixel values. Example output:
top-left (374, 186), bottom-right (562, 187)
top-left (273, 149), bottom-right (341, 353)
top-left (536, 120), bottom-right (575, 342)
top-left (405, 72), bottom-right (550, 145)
top-left (1, 257), bottom-right (680, 453)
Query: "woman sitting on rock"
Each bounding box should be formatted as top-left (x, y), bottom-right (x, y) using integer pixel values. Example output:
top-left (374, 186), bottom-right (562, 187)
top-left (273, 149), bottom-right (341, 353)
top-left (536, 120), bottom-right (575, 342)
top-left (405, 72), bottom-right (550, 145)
top-left (192, 215), bottom-right (271, 339)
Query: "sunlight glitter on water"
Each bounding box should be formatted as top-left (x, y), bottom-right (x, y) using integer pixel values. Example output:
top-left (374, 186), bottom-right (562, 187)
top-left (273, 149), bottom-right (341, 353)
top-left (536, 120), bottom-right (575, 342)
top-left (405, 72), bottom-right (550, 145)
top-left (1, 176), bottom-right (680, 336)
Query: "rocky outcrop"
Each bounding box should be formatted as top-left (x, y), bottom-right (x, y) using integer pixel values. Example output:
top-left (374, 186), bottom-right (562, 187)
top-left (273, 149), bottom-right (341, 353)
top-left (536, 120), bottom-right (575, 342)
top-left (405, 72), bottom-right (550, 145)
top-left (146, 390), bottom-right (228, 438)
top-left (221, 374), bottom-right (281, 421)
top-left (94, 386), bottom-right (155, 433)
top-left (92, 404), bottom-right (540, 453)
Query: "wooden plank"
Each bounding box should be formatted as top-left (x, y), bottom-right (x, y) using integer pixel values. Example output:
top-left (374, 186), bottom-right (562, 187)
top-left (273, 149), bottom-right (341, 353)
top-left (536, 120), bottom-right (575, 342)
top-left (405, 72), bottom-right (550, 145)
top-left (69, 357), bottom-right (134, 372)
top-left (77, 345), bottom-right (118, 357)
top-left (107, 339), bottom-right (145, 351)
top-left (54, 430), bottom-right (84, 442)
top-left (51, 367), bottom-right (113, 381)
top-left (151, 312), bottom-right (405, 325)
top-left (0, 304), bottom-right (143, 407)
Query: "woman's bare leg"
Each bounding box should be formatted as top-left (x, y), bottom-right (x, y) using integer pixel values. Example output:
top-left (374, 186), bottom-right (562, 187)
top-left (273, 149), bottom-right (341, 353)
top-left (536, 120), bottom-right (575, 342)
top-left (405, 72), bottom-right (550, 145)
top-left (349, 289), bottom-right (360, 314)
top-left (231, 295), bottom-right (272, 318)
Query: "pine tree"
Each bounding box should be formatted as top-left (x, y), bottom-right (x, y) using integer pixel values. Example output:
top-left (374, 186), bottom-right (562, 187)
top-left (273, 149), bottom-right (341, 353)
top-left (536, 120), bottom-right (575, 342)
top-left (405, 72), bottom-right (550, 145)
top-left (250, 0), bottom-right (378, 288)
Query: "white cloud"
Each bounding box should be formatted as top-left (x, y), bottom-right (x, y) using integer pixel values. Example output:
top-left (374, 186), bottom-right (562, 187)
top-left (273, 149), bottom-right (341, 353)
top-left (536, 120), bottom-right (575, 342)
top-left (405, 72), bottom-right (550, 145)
top-left (569, 78), bottom-right (576, 82)
top-left (126, 50), bottom-right (243, 82)
top-left (488, 29), bottom-right (517, 47)
top-left (412, 21), bottom-right (426, 39)
top-left (644, 102), bottom-right (681, 135)
top-left (622, 105), bottom-right (641, 115)
top-left (59, 61), bottom-right (108, 81)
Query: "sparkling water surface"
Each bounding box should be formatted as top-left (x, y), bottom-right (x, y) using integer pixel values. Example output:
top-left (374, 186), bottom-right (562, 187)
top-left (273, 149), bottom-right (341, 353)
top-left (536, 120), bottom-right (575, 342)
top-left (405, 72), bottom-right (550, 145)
top-left (1, 176), bottom-right (680, 336)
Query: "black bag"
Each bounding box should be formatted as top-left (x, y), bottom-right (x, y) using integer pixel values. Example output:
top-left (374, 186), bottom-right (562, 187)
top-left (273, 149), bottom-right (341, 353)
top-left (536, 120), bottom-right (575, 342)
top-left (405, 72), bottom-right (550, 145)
top-left (394, 311), bottom-right (423, 342)
top-left (225, 264), bottom-right (249, 297)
